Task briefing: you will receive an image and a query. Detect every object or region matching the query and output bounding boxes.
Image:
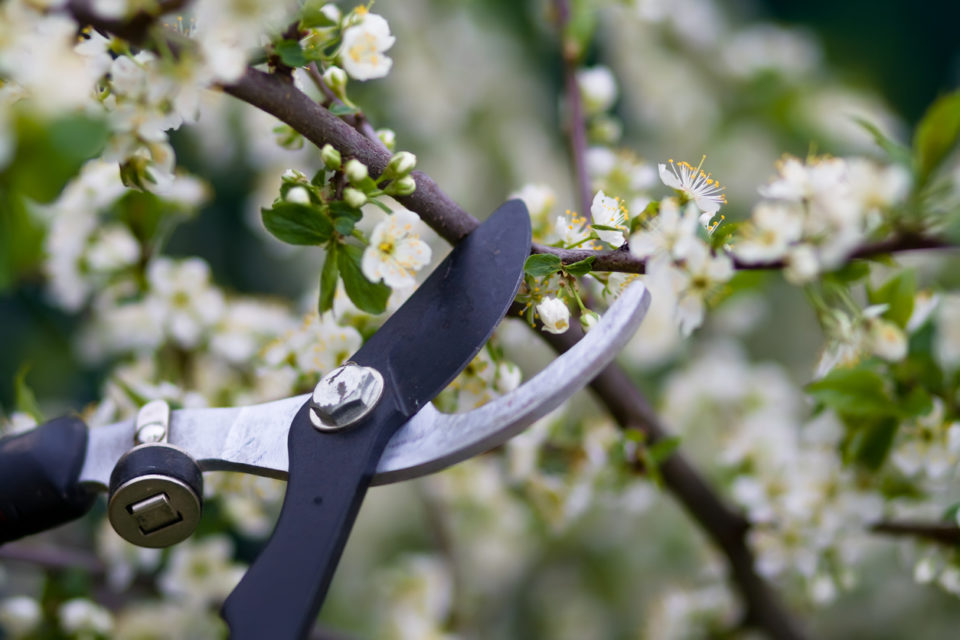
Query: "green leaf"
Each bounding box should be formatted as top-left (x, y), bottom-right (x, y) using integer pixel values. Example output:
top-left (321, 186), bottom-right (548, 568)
top-left (8, 111), bottom-right (108, 203)
top-left (807, 367), bottom-right (894, 418)
top-left (824, 260), bottom-right (871, 285)
top-left (14, 365), bottom-right (43, 422)
top-left (646, 436), bottom-right (681, 464)
top-left (914, 90), bottom-right (960, 185)
top-left (524, 254), bottom-right (563, 278)
top-left (590, 223), bottom-right (623, 232)
top-left (274, 39), bottom-right (309, 68)
top-left (563, 0), bottom-right (597, 62)
top-left (261, 202), bottom-right (333, 245)
top-left (328, 202), bottom-right (363, 235)
top-left (338, 244), bottom-right (390, 314)
top-left (844, 417), bottom-right (898, 470)
top-left (899, 385), bottom-right (933, 419)
top-left (318, 243), bottom-right (339, 314)
top-left (0, 190), bottom-right (44, 293)
top-left (867, 269), bottom-right (916, 329)
top-left (329, 104), bottom-right (359, 117)
top-left (563, 256), bottom-right (595, 277)
top-left (854, 117), bottom-right (912, 166)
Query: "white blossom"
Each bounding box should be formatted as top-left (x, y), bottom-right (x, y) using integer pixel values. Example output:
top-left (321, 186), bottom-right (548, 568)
top-left (340, 13), bottom-right (396, 81)
top-left (537, 297), bottom-right (571, 334)
top-left (0, 597), bottom-right (41, 638)
top-left (658, 157), bottom-right (727, 221)
top-left (146, 257), bottom-right (226, 347)
top-left (590, 190), bottom-right (628, 247)
top-left (629, 198), bottom-right (699, 264)
top-left (58, 599), bottom-right (113, 637)
top-left (732, 202), bottom-right (803, 263)
top-left (157, 536), bottom-right (244, 605)
top-left (361, 210), bottom-right (432, 288)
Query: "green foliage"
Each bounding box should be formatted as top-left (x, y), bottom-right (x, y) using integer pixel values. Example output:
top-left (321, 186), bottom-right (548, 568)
top-left (274, 39), bottom-right (310, 67)
top-left (563, 256), bottom-right (595, 277)
top-left (843, 416), bottom-right (898, 470)
top-left (0, 190), bottom-right (44, 292)
top-left (854, 117), bottom-right (912, 166)
top-left (808, 358), bottom-right (941, 471)
top-left (823, 260), bottom-right (871, 286)
top-left (318, 243), bottom-right (339, 314)
top-left (913, 89), bottom-right (960, 186)
top-left (329, 201), bottom-right (363, 235)
top-left (14, 365), bottom-right (43, 422)
top-left (329, 104), bottom-right (360, 117)
top-left (524, 253), bottom-right (563, 278)
top-left (0, 111), bottom-right (109, 291)
top-left (867, 270), bottom-right (916, 329)
top-left (563, 0), bottom-right (598, 62)
top-left (261, 202), bottom-right (333, 245)
top-left (807, 366), bottom-right (893, 419)
top-left (6, 112), bottom-right (109, 203)
top-left (337, 244), bottom-right (390, 314)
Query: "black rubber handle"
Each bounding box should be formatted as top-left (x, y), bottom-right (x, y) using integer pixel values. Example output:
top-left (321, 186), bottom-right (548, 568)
top-left (221, 399), bottom-right (405, 639)
top-left (0, 416), bottom-right (96, 545)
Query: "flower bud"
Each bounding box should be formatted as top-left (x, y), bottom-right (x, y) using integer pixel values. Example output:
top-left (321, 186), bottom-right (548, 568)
top-left (343, 187), bottom-right (367, 208)
top-left (285, 186), bottom-right (310, 204)
top-left (390, 175), bottom-right (416, 196)
top-left (282, 168), bottom-right (307, 182)
top-left (321, 144), bottom-right (341, 170)
top-left (323, 65), bottom-right (348, 96)
top-left (580, 310), bottom-right (601, 332)
top-left (376, 128), bottom-right (396, 151)
top-left (320, 3), bottom-right (341, 24)
top-left (385, 151), bottom-right (416, 178)
top-left (344, 159), bottom-right (368, 184)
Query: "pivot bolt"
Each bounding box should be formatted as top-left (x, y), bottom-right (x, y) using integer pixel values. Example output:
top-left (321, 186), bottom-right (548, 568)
top-left (309, 363), bottom-right (384, 431)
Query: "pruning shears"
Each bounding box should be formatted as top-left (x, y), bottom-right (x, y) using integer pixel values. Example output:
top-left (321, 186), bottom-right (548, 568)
top-left (0, 201), bottom-right (651, 639)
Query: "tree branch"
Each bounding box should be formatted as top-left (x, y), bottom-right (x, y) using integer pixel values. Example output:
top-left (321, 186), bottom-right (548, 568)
top-left (871, 520), bottom-right (960, 547)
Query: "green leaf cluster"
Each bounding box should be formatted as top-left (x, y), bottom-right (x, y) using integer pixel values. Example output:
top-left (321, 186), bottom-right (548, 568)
top-left (523, 254), bottom-right (595, 278)
top-left (807, 360), bottom-right (935, 470)
top-left (261, 170), bottom-right (394, 315)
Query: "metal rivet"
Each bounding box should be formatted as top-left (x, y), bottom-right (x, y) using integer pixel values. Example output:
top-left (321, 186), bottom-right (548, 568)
top-left (135, 400), bottom-right (170, 445)
top-left (309, 363), bottom-right (384, 431)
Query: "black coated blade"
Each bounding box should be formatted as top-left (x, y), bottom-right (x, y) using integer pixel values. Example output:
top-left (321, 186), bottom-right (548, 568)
top-left (222, 200), bottom-right (531, 640)
top-left (352, 199), bottom-right (531, 416)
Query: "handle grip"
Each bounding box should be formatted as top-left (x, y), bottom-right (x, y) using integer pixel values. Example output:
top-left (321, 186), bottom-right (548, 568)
top-left (221, 400), bottom-right (404, 639)
top-left (0, 416), bottom-right (96, 545)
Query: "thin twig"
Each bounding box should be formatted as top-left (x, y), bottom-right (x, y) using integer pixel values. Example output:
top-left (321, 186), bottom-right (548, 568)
top-left (553, 0), bottom-right (594, 220)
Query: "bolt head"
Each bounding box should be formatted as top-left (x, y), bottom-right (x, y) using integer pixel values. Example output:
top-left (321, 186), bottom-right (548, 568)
top-left (309, 363), bottom-right (384, 431)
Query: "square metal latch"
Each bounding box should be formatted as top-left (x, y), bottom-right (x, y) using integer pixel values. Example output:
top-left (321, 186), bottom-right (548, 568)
top-left (128, 493), bottom-right (183, 535)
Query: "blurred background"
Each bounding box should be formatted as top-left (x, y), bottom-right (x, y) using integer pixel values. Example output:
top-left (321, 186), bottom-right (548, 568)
top-left (2, 0), bottom-right (960, 638)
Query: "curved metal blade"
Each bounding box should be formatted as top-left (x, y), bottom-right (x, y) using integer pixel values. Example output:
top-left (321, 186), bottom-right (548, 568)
top-left (80, 280), bottom-right (651, 489)
top-left (372, 279), bottom-right (650, 484)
